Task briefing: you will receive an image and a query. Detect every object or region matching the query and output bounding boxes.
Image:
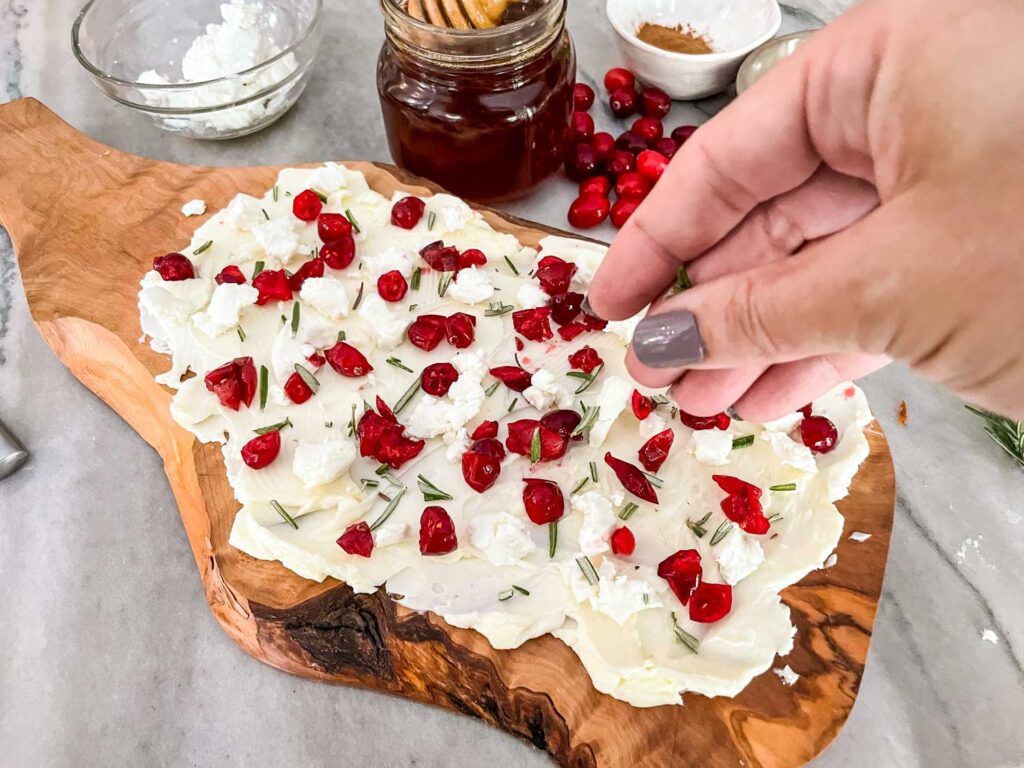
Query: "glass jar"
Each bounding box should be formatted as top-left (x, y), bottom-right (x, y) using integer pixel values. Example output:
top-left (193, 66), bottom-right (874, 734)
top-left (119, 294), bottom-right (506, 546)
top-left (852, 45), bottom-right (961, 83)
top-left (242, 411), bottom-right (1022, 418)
top-left (377, 0), bottom-right (575, 202)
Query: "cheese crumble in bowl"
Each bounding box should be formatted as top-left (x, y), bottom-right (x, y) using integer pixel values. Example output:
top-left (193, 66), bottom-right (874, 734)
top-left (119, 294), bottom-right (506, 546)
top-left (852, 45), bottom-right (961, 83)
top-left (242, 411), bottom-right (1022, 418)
top-left (72, 0), bottom-right (323, 139)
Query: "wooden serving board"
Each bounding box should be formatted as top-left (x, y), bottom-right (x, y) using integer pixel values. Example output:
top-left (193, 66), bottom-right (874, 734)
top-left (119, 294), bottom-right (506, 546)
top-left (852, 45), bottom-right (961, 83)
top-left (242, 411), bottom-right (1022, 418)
top-left (0, 99), bottom-right (895, 768)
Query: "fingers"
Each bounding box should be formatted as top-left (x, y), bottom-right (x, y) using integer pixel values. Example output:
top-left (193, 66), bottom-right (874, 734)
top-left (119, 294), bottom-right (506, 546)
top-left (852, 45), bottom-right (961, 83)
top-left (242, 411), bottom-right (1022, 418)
top-left (670, 366), bottom-right (768, 416)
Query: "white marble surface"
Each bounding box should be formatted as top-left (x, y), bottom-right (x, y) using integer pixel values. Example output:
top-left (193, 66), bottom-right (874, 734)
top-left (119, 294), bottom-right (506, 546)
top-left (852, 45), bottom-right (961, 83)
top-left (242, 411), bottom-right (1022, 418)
top-left (1, 1), bottom-right (1022, 766)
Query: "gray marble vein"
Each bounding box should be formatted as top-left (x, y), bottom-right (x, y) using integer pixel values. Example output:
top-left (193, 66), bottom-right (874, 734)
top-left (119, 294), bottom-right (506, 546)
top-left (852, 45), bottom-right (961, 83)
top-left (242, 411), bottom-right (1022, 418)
top-left (1, 1), bottom-right (1023, 767)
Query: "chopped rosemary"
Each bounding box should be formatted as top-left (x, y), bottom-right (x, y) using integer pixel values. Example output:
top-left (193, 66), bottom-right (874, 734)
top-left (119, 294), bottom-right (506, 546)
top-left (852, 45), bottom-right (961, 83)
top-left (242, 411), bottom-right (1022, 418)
top-left (236, 325), bottom-right (246, 342)
top-left (252, 260), bottom-right (265, 278)
top-left (360, 478), bottom-right (379, 489)
top-left (312, 188), bottom-right (328, 203)
top-left (572, 363), bottom-right (603, 394)
top-left (346, 403), bottom-right (357, 437)
top-left (731, 434), bottom-right (755, 449)
top-left (643, 593), bottom-right (650, 605)
top-left (261, 208), bottom-right (270, 221)
top-left (258, 365), bottom-right (269, 410)
top-left (576, 556), bottom-right (600, 585)
top-left (417, 474), bottom-right (453, 502)
top-left (512, 584), bottom-right (530, 596)
top-left (324, 421), bottom-right (333, 428)
top-left (386, 356), bottom-right (413, 373)
top-left (667, 265), bottom-right (692, 297)
top-left (272, 185), bottom-right (279, 202)
top-left (369, 486), bottom-right (406, 531)
top-left (375, 463), bottom-right (393, 476)
top-left (270, 500), bottom-right (298, 530)
top-left (337, 330), bottom-right (346, 342)
top-left (503, 255), bottom-right (519, 275)
top-left (571, 404), bottom-right (600, 438)
top-left (352, 282), bottom-right (365, 310)
top-left (507, 397), bottom-right (518, 413)
top-left (770, 482), bottom-right (797, 492)
top-left (498, 589), bottom-right (515, 601)
top-left (618, 502), bottom-right (639, 521)
top-left (965, 405), bottom-right (1024, 469)
top-left (652, 394), bottom-right (671, 405)
top-left (571, 476), bottom-right (590, 495)
top-left (548, 521), bottom-right (558, 558)
top-left (709, 520), bottom-right (733, 546)
top-left (687, 511), bottom-right (712, 538)
top-left (671, 612), bottom-right (700, 654)
top-left (529, 426), bottom-right (542, 464)
top-left (484, 301), bottom-right (514, 317)
top-left (293, 363), bottom-right (320, 393)
top-left (641, 470), bottom-right (664, 488)
top-left (394, 380), bottom-right (421, 414)
top-left (192, 240), bottom-right (213, 256)
top-left (254, 418), bottom-right (292, 435)
top-left (410, 267), bottom-right (422, 291)
top-left (290, 302), bottom-right (301, 336)
top-left (589, 461), bottom-right (598, 482)
top-left (438, 271), bottom-right (454, 298)
top-left (485, 381), bottom-right (501, 397)
top-left (408, 304), bottom-right (418, 312)
top-left (767, 513), bottom-right (784, 524)
top-left (428, 211), bottom-right (436, 231)
top-left (345, 208), bottom-right (361, 233)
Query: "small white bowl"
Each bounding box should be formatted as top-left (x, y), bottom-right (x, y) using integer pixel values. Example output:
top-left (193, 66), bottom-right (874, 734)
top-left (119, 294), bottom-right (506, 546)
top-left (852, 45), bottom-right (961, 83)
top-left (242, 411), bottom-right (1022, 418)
top-left (606, 0), bottom-right (782, 100)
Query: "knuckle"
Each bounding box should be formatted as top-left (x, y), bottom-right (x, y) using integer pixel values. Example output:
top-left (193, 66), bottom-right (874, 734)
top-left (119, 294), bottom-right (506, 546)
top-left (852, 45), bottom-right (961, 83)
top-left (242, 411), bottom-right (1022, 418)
top-left (759, 200), bottom-right (806, 255)
top-left (691, 141), bottom-right (760, 218)
top-left (725, 276), bottom-right (782, 359)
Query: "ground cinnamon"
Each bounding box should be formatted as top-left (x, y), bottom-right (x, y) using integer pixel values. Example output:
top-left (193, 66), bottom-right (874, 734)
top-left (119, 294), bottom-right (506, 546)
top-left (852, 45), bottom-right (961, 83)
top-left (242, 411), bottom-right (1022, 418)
top-left (636, 22), bottom-right (713, 54)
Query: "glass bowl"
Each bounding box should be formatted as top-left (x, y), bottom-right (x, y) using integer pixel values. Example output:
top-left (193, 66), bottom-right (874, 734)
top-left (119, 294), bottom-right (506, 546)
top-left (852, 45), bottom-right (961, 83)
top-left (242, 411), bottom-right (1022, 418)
top-left (72, 0), bottom-right (324, 139)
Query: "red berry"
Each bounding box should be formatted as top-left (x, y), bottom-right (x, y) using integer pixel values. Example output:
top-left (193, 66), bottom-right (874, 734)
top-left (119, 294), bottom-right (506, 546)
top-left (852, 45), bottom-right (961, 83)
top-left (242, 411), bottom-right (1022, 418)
top-left (570, 111), bottom-right (595, 144)
top-left (800, 415), bottom-right (839, 454)
top-left (610, 198), bottom-right (640, 228)
top-left (603, 149), bottom-right (636, 179)
top-left (307, 352), bottom-right (326, 368)
top-left (284, 370), bottom-right (315, 404)
top-left (603, 67), bottom-right (636, 93)
top-left (471, 437), bottom-right (506, 461)
top-left (615, 130), bottom-right (648, 155)
top-left (204, 357), bottom-right (257, 411)
top-left (568, 345), bottom-right (603, 373)
top-left (337, 522), bottom-right (373, 558)
top-left (658, 549), bottom-right (702, 605)
top-left (639, 86), bottom-right (671, 119)
top-left (505, 419), bottom-right (567, 461)
top-left (564, 143), bottom-right (599, 181)
top-left (540, 409), bottom-right (582, 441)
top-left (614, 172), bottom-right (653, 200)
top-left (557, 322), bottom-right (588, 341)
top-left (650, 137), bottom-right (678, 159)
top-left (591, 132), bottom-right (616, 160)
top-left (638, 429), bottom-right (674, 472)
top-left (631, 389), bottom-right (655, 420)
top-left (604, 452), bottom-right (659, 503)
top-left (376, 270), bottom-right (408, 302)
top-left (680, 410), bottom-right (731, 431)
top-left (489, 365), bottom-right (533, 392)
top-left (712, 475), bottom-right (769, 534)
top-left (610, 526), bottom-right (636, 556)
top-left (419, 506), bottom-right (458, 555)
top-left (631, 116), bottom-right (664, 142)
top-left (318, 212), bottom-right (352, 243)
top-left (671, 125), bottom-right (697, 146)
top-left (391, 196), bottom-right (426, 229)
top-left (421, 362), bottom-right (459, 396)
top-left (471, 420), bottom-right (499, 440)
top-left (241, 430), bottom-right (281, 470)
top-left (689, 582), bottom-right (733, 623)
top-left (512, 307), bottom-right (553, 342)
top-left (522, 479), bottom-right (565, 525)
top-left (325, 341), bottom-right (373, 377)
top-left (419, 241), bottom-right (460, 272)
top-left (357, 406), bottom-right (425, 468)
top-left (376, 395), bottom-right (397, 423)
top-left (609, 88), bottom-right (639, 118)
top-left (321, 236), bottom-right (355, 270)
top-left (458, 248), bottom-right (487, 269)
top-left (535, 255), bottom-right (577, 294)
top-left (288, 257), bottom-right (325, 292)
top-left (215, 265), bottom-right (246, 284)
top-left (293, 189), bottom-right (323, 221)
top-left (637, 150), bottom-right (669, 181)
top-left (799, 403), bottom-right (814, 418)
top-left (550, 291), bottom-right (583, 325)
top-left (461, 450), bottom-right (501, 493)
top-left (579, 175), bottom-right (612, 197)
top-left (574, 82), bottom-right (595, 111)
top-left (153, 253), bottom-right (195, 281)
top-left (445, 312), bottom-right (476, 348)
top-left (252, 269), bottom-right (293, 305)
top-left (407, 314), bottom-right (448, 351)
top-left (568, 194), bottom-right (610, 229)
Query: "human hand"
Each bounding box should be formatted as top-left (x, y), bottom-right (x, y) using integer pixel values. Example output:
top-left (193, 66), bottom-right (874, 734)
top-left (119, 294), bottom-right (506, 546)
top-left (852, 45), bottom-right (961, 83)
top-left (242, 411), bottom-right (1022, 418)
top-left (586, 0), bottom-right (1024, 421)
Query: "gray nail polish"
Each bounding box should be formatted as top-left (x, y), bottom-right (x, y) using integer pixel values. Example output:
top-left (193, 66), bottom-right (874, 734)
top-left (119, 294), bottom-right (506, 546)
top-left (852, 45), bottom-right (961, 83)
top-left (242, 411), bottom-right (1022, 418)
top-left (581, 295), bottom-right (600, 319)
top-left (632, 311), bottom-right (705, 368)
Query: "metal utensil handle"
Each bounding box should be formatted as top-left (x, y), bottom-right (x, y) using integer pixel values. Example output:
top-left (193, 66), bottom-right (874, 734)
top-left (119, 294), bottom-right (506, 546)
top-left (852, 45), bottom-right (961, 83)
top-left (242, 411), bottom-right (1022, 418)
top-left (0, 419), bottom-right (29, 480)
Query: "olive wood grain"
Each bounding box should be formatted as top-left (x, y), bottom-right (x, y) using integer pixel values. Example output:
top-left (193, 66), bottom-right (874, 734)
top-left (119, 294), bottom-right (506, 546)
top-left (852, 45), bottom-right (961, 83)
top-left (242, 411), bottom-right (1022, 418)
top-left (0, 98), bottom-right (895, 768)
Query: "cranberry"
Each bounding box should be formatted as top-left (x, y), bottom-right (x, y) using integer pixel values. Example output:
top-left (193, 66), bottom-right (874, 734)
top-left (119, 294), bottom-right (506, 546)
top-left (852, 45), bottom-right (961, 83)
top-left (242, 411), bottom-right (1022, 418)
top-left (639, 86), bottom-right (672, 119)
top-left (574, 82), bottom-right (595, 111)
top-left (512, 307), bottom-right (553, 342)
top-left (321, 236), bottom-right (355, 270)
top-left (650, 137), bottom-right (679, 159)
top-left (557, 322), bottom-right (588, 341)
top-left (631, 389), bottom-right (655, 420)
top-left (471, 437), bottom-right (506, 461)
top-left (800, 415), bottom-right (839, 454)
top-left (579, 175), bottom-right (612, 197)
top-left (680, 411), bottom-right (731, 431)
top-left (337, 522), bottom-right (373, 558)
top-left (712, 474), bottom-right (769, 534)
top-left (241, 431), bottom-right (281, 470)
top-left (515, 338), bottom-right (524, 352)
top-left (609, 198), bottom-right (639, 229)
top-left (603, 67), bottom-right (636, 93)
top-left (535, 256), bottom-right (577, 295)
top-left (318, 212), bottom-right (352, 244)
top-left (637, 149), bottom-right (669, 181)
top-left (445, 312), bottom-right (476, 348)
top-left (458, 248), bottom-right (487, 269)
top-left (582, 312), bottom-right (607, 331)
top-left (215, 265), bottom-right (246, 285)
top-left (540, 410), bottom-right (582, 441)
top-left (471, 420), bottom-right (499, 440)
top-left (506, 419), bottom-right (567, 461)
top-left (153, 253), bottom-right (195, 281)
top-left (325, 341), bottom-right (373, 377)
top-left (288, 257), bottom-right (325, 291)
top-left (615, 130), bottom-right (648, 155)
top-left (357, 407), bottom-right (424, 468)
top-left (421, 362), bottom-right (459, 396)
top-left (564, 143), bottom-right (599, 182)
top-left (671, 125), bottom-right (697, 146)
top-left (204, 357), bottom-right (257, 411)
top-left (609, 88), bottom-right (639, 118)
top-left (610, 526), bottom-right (636, 556)
top-left (591, 132), bottom-right (616, 160)
top-left (284, 370), bottom-right (314, 404)
top-left (489, 365), bottom-right (533, 392)
top-left (570, 111), bottom-right (595, 144)
top-left (292, 189), bottom-right (323, 221)
top-left (522, 479), bottom-right (565, 525)
top-left (603, 149), bottom-right (636, 179)
top-left (689, 582), bottom-right (732, 623)
top-left (419, 506), bottom-right (458, 555)
top-left (550, 291), bottom-right (583, 325)
top-left (638, 429), bottom-right (674, 473)
top-left (604, 452), bottom-right (659, 503)
top-left (631, 116), bottom-right (664, 142)
top-left (419, 241), bottom-right (460, 272)
top-left (391, 196), bottom-right (426, 229)
top-left (376, 395), bottom-right (398, 423)
top-left (307, 351), bottom-right (326, 368)
top-left (461, 450), bottom-right (501, 493)
top-left (377, 270), bottom-right (408, 302)
top-left (408, 314), bottom-right (448, 351)
top-left (615, 171), bottom-right (653, 200)
top-left (252, 269), bottom-right (293, 305)
top-left (799, 403), bottom-right (813, 418)
top-left (568, 194), bottom-right (610, 229)
top-left (658, 549), bottom-right (702, 606)
top-left (568, 345), bottom-right (603, 373)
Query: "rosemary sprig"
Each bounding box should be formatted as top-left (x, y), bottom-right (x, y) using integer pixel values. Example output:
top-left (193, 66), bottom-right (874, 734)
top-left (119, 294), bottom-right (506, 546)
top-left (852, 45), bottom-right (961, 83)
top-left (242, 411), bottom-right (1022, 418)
top-left (272, 185), bottom-right (279, 202)
top-left (236, 325), bottom-right (246, 342)
top-left (485, 381), bottom-right (501, 397)
top-left (484, 301), bottom-right (514, 317)
top-left (529, 426), bottom-right (542, 464)
top-left (254, 418), bottom-right (292, 435)
top-left (290, 302), bottom-right (301, 336)
top-left (576, 556), bottom-right (600, 585)
top-left (261, 208), bottom-right (270, 221)
top-left (641, 470), bottom-right (663, 488)
top-left (369, 486), bottom-right (406, 531)
top-left (507, 397), bottom-right (518, 413)
top-left (709, 520), bottom-right (733, 546)
top-left (394, 380), bottom-right (421, 414)
top-left (252, 260), bottom-right (265, 278)
top-left (270, 500), bottom-right (298, 530)
top-left (360, 478), bottom-right (379, 489)
top-left (347, 403), bottom-right (357, 437)
top-left (589, 461), bottom-right (598, 482)
top-left (438, 271), bottom-right (454, 298)
top-left (770, 482), bottom-right (797, 492)
top-left (352, 282), bottom-right (365, 310)
top-left (571, 476), bottom-right (590, 495)
top-left (417, 474), bottom-right (453, 502)
top-left (965, 405), bottom-right (1024, 468)
top-left (427, 211), bottom-right (436, 231)
top-left (375, 463), bottom-right (393, 476)
top-left (410, 267), bottom-right (422, 291)
top-left (571, 404), bottom-right (600, 438)
top-left (503, 255), bottom-right (519, 275)
top-left (731, 434), bottom-right (755, 449)
top-left (344, 209), bottom-right (360, 232)
top-left (671, 612), bottom-right (700, 654)
top-left (192, 240), bottom-right (213, 256)
top-left (513, 584), bottom-right (530, 596)
top-left (618, 502), bottom-right (639, 521)
top-left (667, 265), bottom-right (692, 297)
top-left (687, 511), bottom-right (712, 537)
top-left (548, 521), bottom-right (558, 558)
top-left (258, 365), bottom-right (269, 410)
top-left (337, 330), bottom-right (347, 342)
top-left (498, 589), bottom-right (515, 601)
top-left (386, 356), bottom-right (413, 373)
top-left (312, 188), bottom-right (328, 203)
top-left (293, 363), bottom-right (320, 394)
top-left (569, 363), bottom-right (603, 394)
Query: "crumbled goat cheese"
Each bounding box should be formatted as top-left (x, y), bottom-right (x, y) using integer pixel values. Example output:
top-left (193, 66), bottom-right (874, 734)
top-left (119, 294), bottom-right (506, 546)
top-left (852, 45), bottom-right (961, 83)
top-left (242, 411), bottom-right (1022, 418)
top-left (573, 491), bottom-right (617, 555)
top-left (761, 431), bottom-right (818, 473)
top-left (774, 665), bottom-right (799, 686)
top-left (638, 412), bottom-right (670, 440)
top-left (604, 311), bottom-right (644, 345)
top-left (252, 217), bottom-right (302, 263)
top-left (291, 440), bottom-right (357, 489)
top-left (516, 282), bottom-right (550, 309)
top-left (589, 376), bottom-right (633, 448)
top-left (364, 246), bottom-right (415, 279)
top-left (447, 267), bottom-right (494, 305)
top-left (523, 369), bottom-right (573, 411)
top-left (181, 199), bottom-right (207, 217)
top-left (192, 283), bottom-right (258, 337)
top-left (469, 511), bottom-right (536, 566)
top-left (358, 293), bottom-right (408, 349)
top-left (688, 428), bottom-right (733, 466)
top-left (300, 276), bottom-right (350, 320)
top-left (849, 531), bottom-right (872, 542)
top-left (713, 532), bottom-right (765, 585)
top-left (374, 521), bottom-right (409, 548)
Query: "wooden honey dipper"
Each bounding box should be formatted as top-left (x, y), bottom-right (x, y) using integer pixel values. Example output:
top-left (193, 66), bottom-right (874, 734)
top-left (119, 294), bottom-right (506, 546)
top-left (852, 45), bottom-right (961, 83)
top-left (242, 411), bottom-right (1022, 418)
top-left (407, 0), bottom-right (516, 29)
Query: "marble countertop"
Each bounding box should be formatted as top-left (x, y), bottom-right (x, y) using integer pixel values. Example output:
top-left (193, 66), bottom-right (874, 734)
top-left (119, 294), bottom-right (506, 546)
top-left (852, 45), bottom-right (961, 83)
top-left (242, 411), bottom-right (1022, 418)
top-left (1, 1), bottom-right (1022, 766)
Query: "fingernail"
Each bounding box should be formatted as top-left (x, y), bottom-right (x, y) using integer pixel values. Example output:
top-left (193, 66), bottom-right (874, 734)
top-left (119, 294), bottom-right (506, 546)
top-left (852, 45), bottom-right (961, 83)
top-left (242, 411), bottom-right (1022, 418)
top-left (581, 295), bottom-right (601, 319)
top-left (726, 405), bottom-right (741, 420)
top-left (632, 311), bottom-right (705, 368)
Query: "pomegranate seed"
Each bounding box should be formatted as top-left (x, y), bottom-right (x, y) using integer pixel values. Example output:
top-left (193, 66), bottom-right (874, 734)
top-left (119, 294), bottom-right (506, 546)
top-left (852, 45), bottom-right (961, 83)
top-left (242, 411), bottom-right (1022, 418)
top-left (631, 389), bottom-right (655, 420)
top-left (522, 479), bottom-right (565, 525)
top-left (564, 143), bottom-right (599, 181)
top-left (325, 341), bottom-right (373, 377)
top-left (604, 452), bottom-right (659, 503)
top-left (631, 116), bottom-right (664, 142)
top-left (535, 256), bottom-right (577, 295)
top-left (680, 410), bottom-right (731, 431)
top-left (419, 506), bottom-right (458, 555)
top-left (506, 420), bottom-right (567, 461)
top-left (609, 88), bottom-right (639, 118)
top-left (471, 421), bottom-right (499, 440)
top-left (421, 362), bottom-right (459, 396)
top-left (610, 198), bottom-right (641, 229)
top-left (603, 149), bottom-right (636, 179)
top-left (671, 125), bottom-right (697, 146)
top-left (321, 236), bottom-right (355, 270)
top-left (284, 371), bottom-right (314, 404)
top-left (241, 431), bottom-right (281, 470)
top-left (540, 409), bottom-right (582, 441)
top-left (650, 137), bottom-right (678, 159)
top-left (293, 189), bottom-right (323, 221)
top-left (445, 312), bottom-right (476, 348)
top-left (337, 522), bottom-right (373, 557)
top-left (574, 82), bottom-right (595, 111)
top-left (610, 526), bottom-right (636, 556)
top-left (557, 322), bottom-right (588, 341)
top-left (252, 269), bottom-right (293, 305)
top-left (603, 67), bottom-right (636, 92)
top-left (204, 357), bottom-right (257, 411)
top-left (405, 314), bottom-right (445, 351)
top-left (712, 474), bottom-right (769, 534)
top-left (458, 248), bottom-right (487, 269)
top-left (391, 196), bottom-right (426, 229)
top-left (489, 365), bottom-right (533, 392)
top-left (288, 257), bottom-right (325, 291)
top-left (512, 307), bottom-right (553, 342)
top-left (377, 270), bottom-right (408, 302)
top-left (153, 253), bottom-right (195, 281)
top-left (639, 86), bottom-right (672, 119)
top-left (568, 346), bottom-right (603, 373)
top-left (689, 582), bottom-right (732, 623)
top-left (615, 130), bottom-right (648, 155)
top-left (568, 194), bottom-right (610, 229)
top-left (591, 132), bottom-right (616, 160)
top-left (550, 291), bottom-right (583, 325)
top-left (658, 549), bottom-right (702, 605)
top-left (579, 175), bottom-right (612, 197)
top-left (318, 212), bottom-right (352, 243)
top-left (637, 150), bottom-right (669, 181)
top-left (215, 265), bottom-right (246, 285)
top-left (800, 415), bottom-right (839, 454)
top-left (462, 450), bottom-right (501, 493)
top-left (638, 429), bottom-right (674, 472)
top-left (615, 172), bottom-right (653, 200)
top-left (570, 111), bottom-right (595, 144)
top-left (471, 437), bottom-right (506, 461)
